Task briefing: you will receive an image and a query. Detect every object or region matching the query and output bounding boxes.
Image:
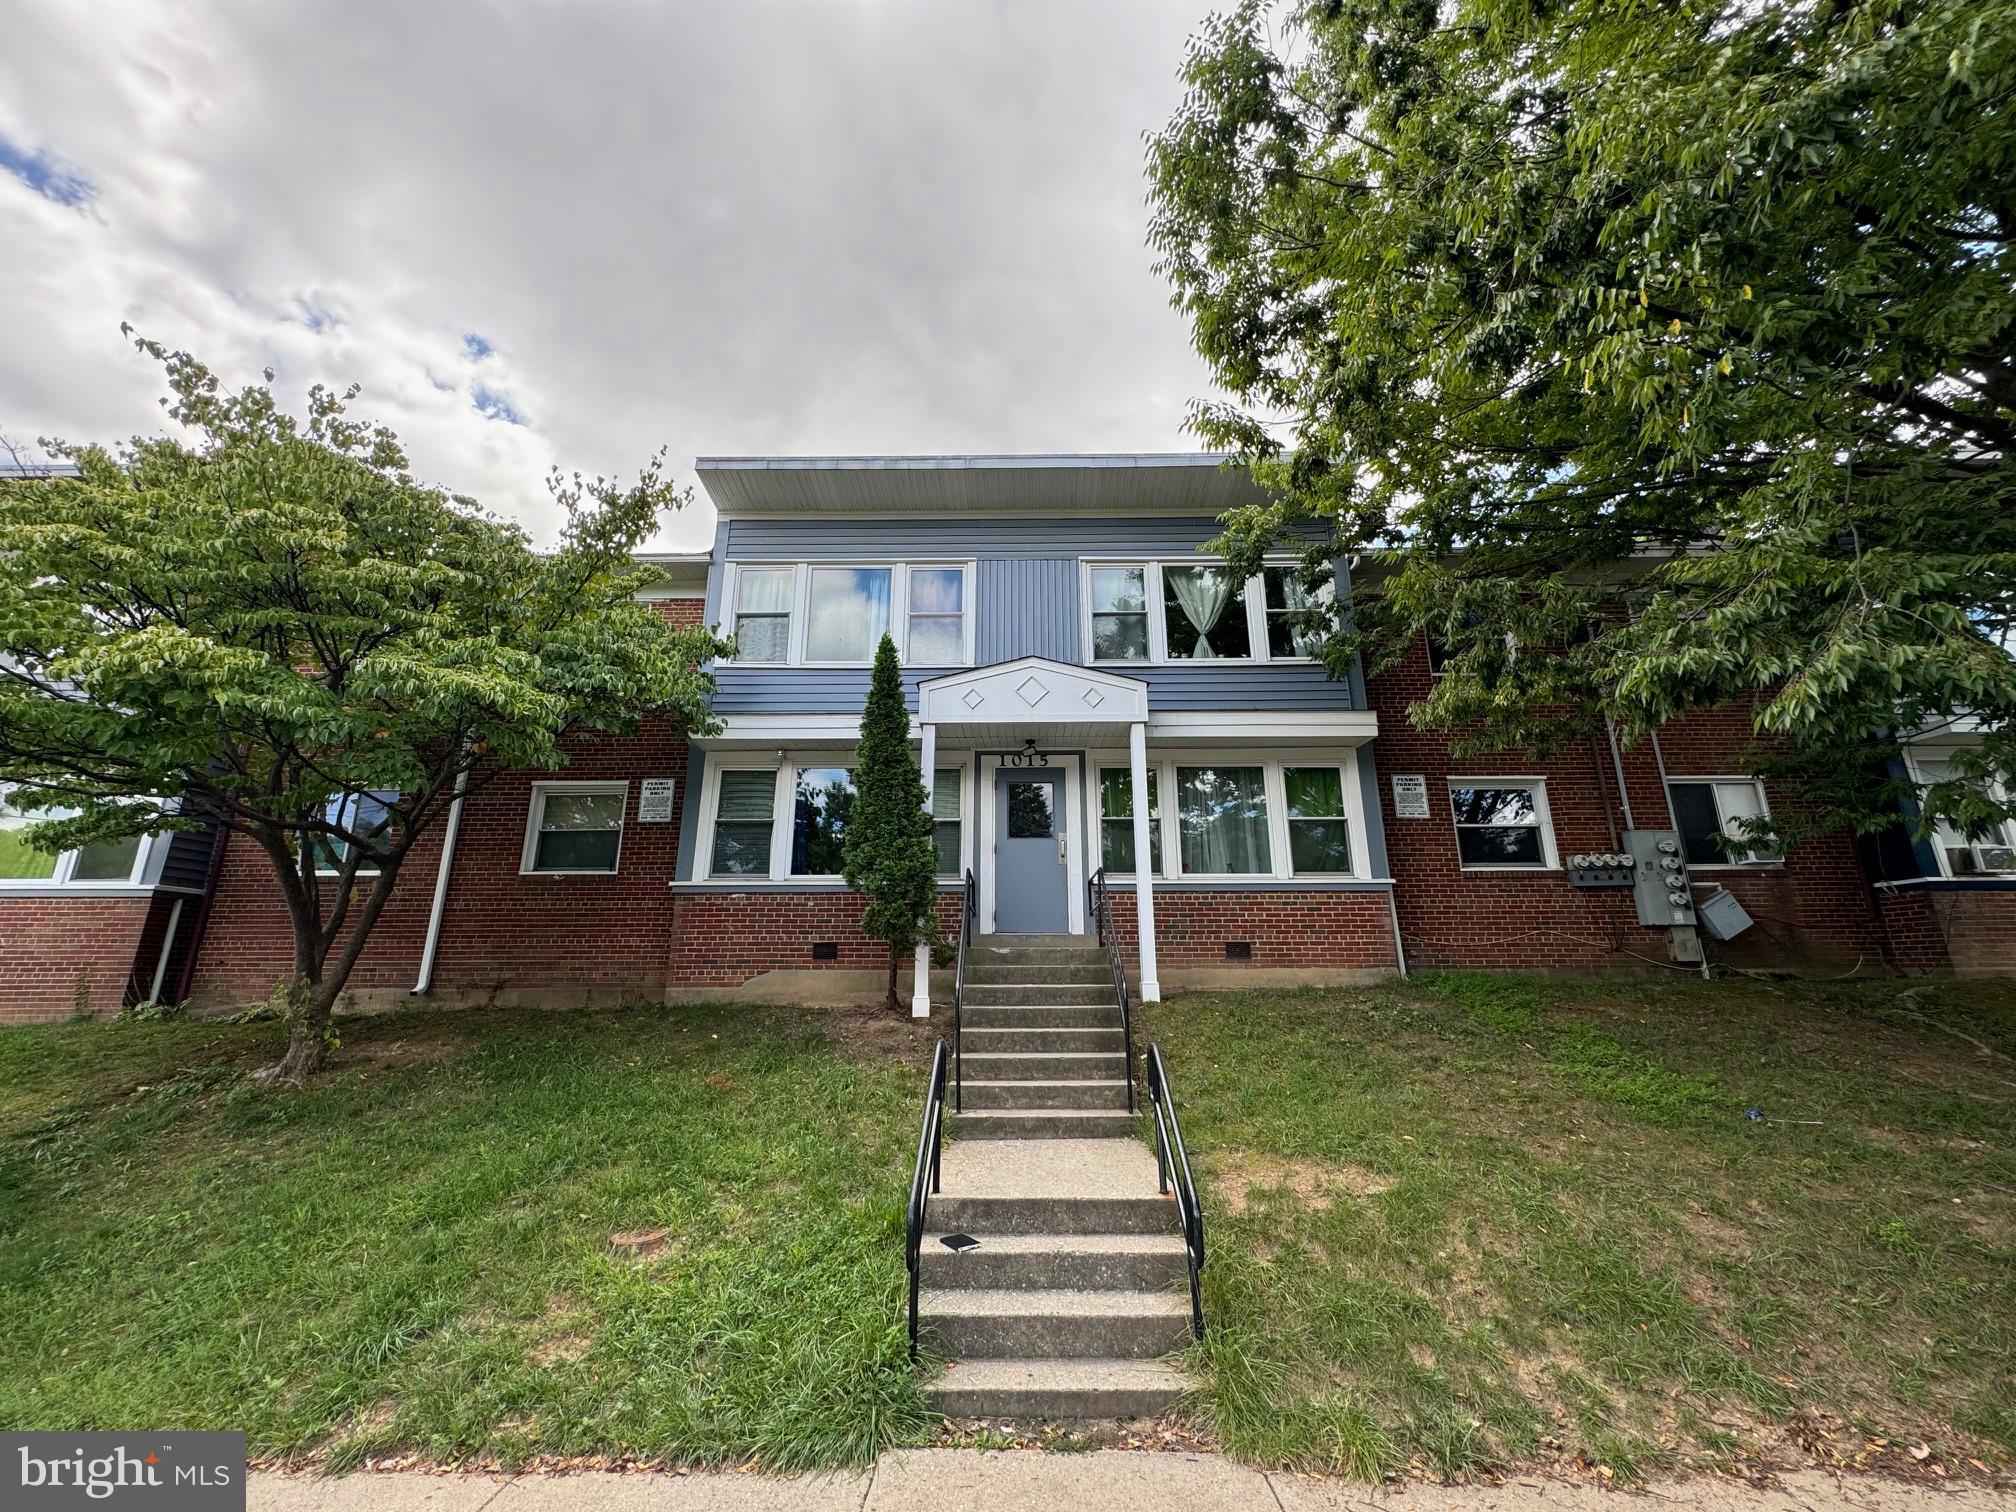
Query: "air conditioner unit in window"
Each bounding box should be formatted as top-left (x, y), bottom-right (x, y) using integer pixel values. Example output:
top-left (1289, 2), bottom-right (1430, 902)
top-left (1978, 844), bottom-right (2016, 873)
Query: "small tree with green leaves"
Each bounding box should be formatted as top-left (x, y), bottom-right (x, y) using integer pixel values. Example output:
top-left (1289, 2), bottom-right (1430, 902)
top-left (842, 634), bottom-right (938, 1012)
top-left (0, 338), bottom-right (728, 1080)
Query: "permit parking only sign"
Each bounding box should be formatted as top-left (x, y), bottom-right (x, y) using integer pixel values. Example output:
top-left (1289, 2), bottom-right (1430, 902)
top-left (6, 1433), bottom-right (245, 1512)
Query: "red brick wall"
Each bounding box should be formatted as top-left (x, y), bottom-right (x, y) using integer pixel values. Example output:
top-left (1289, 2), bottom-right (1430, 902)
top-left (185, 597), bottom-right (711, 1011)
top-left (1102, 888), bottom-right (1400, 971)
top-left (0, 897), bottom-right (154, 1023)
top-left (668, 890), bottom-right (966, 986)
top-left (1874, 886), bottom-right (2016, 974)
top-left (1365, 639), bottom-right (1894, 972)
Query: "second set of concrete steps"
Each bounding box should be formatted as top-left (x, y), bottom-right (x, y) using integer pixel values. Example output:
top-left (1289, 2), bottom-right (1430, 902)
top-left (954, 934), bottom-right (1133, 1141)
top-left (921, 935), bottom-right (1192, 1421)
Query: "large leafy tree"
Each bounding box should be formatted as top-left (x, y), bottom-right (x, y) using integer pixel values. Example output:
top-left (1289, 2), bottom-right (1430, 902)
top-left (1148, 0), bottom-right (2016, 843)
top-left (843, 634), bottom-right (938, 1012)
top-left (0, 340), bottom-right (727, 1079)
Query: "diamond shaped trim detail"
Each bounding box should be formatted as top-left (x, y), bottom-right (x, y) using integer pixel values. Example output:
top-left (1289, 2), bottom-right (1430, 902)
top-left (1015, 675), bottom-right (1051, 707)
top-left (1081, 688), bottom-right (1105, 709)
top-left (960, 688), bottom-right (986, 711)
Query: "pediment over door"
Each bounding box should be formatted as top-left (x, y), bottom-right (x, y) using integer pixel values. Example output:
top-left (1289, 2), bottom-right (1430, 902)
top-left (917, 657), bottom-right (1149, 726)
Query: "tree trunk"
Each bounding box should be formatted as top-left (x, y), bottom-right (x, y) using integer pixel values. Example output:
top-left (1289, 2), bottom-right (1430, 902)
top-left (271, 979), bottom-right (337, 1081)
top-left (886, 949), bottom-right (902, 1015)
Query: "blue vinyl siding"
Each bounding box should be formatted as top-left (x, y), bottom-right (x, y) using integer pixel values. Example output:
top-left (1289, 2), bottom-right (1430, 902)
top-left (709, 512), bottom-right (1361, 713)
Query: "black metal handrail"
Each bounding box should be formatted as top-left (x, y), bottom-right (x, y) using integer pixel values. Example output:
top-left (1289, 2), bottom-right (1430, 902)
top-left (952, 869), bottom-right (975, 1110)
top-left (1145, 1042), bottom-right (1205, 1340)
top-left (1087, 868), bottom-right (1137, 1113)
top-left (905, 1037), bottom-right (949, 1360)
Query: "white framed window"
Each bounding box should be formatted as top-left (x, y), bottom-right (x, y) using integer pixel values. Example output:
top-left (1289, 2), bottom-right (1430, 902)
top-left (0, 785), bottom-right (155, 888)
top-left (1081, 559), bottom-right (1331, 665)
top-left (931, 767), bottom-right (964, 877)
top-left (723, 561), bottom-right (974, 667)
top-left (1666, 778), bottom-right (1778, 867)
top-left (696, 754), bottom-right (971, 884)
top-left (730, 566), bottom-right (794, 663)
top-left (1090, 750), bottom-right (1368, 881)
top-left (1447, 778), bottom-right (1557, 869)
top-left (312, 791), bottom-right (396, 875)
top-left (1908, 747), bottom-right (2016, 877)
top-left (1097, 766), bottom-right (1163, 875)
top-left (521, 782), bottom-right (627, 875)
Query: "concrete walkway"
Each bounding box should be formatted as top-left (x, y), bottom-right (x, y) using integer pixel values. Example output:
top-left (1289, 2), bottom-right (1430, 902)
top-left (250, 1451), bottom-right (2010, 1512)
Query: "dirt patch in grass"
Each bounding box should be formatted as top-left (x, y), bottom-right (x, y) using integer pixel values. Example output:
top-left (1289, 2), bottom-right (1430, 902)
top-left (340, 1034), bottom-right (466, 1073)
top-left (1212, 1150), bottom-right (1395, 1212)
top-left (818, 1004), bottom-right (938, 1061)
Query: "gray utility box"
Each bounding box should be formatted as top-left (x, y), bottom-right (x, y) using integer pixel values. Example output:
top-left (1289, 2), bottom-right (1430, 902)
top-left (1623, 829), bottom-right (1696, 927)
top-left (1695, 885), bottom-right (1755, 941)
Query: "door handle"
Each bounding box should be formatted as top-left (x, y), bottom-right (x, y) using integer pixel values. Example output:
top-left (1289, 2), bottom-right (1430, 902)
top-left (1057, 836), bottom-right (1067, 866)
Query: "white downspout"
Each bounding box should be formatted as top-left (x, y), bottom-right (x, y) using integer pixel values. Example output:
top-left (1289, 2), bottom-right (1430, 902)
top-left (911, 721), bottom-right (937, 1018)
top-left (147, 896), bottom-right (185, 1003)
top-left (412, 766), bottom-right (470, 995)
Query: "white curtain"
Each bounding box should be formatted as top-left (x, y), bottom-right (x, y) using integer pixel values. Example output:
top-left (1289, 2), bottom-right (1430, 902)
top-left (1177, 765), bottom-right (1271, 873)
top-left (1168, 568), bottom-right (1233, 659)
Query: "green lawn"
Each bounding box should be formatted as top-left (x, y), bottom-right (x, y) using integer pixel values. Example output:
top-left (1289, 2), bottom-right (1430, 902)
top-left (1143, 973), bottom-right (2016, 1482)
top-left (0, 1002), bottom-right (938, 1469)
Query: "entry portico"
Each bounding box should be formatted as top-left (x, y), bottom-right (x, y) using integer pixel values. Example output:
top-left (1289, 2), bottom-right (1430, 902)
top-left (911, 657), bottom-right (1161, 1015)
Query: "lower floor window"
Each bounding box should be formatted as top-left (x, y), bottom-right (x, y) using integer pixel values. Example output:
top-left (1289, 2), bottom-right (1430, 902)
top-left (1177, 765), bottom-right (1271, 875)
top-left (525, 784), bottom-right (626, 873)
top-left (709, 770), bottom-right (776, 875)
top-left (792, 766), bottom-right (855, 876)
top-left (1914, 755), bottom-right (2016, 876)
top-left (1667, 779), bottom-right (1776, 865)
top-left (0, 786), bottom-right (152, 886)
top-left (1449, 781), bottom-right (1550, 867)
top-left (1098, 767), bottom-right (1162, 875)
top-left (1283, 766), bottom-right (1352, 873)
top-left (312, 790), bottom-right (396, 874)
top-left (932, 768), bottom-right (962, 876)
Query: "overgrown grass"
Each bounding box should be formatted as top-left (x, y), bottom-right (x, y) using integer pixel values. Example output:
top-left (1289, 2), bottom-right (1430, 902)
top-left (1145, 972), bottom-right (2016, 1482)
top-left (0, 1003), bottom-right (937, 1469)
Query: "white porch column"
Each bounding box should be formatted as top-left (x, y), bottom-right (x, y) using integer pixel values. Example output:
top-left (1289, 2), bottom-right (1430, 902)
top-left (911, 721), bottom-right (938, 1018)
top-left (1128, 720), bottom-right (1161, 1002)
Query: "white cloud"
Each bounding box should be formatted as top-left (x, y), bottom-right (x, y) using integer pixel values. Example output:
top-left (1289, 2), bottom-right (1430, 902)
top-left (0, 0), bottom-right (1225, 550)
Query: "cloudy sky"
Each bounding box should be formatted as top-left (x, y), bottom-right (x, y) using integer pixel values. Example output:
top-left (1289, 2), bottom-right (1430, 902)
top-left (0, 1), bottom-right (1227, 550)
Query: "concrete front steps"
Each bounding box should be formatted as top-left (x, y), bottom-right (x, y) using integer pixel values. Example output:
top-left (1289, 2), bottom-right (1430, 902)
top-left (924, 936), bottom-right (1191, 1423)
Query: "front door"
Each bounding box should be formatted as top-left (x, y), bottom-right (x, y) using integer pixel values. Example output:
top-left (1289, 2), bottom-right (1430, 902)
top-left (994, 768), bottom-right (1069, 933)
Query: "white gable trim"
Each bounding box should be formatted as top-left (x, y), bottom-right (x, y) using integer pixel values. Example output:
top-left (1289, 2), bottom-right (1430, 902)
top-left (917, 657), bottom-right (1148, 726)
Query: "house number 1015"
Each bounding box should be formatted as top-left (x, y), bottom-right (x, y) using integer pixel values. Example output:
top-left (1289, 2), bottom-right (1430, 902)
top-left (1004, 750), bottom-right (1052, 768)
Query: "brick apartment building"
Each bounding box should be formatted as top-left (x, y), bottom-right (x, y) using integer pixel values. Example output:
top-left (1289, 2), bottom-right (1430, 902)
top-left (2, 454), bottom-right (2011, 1024)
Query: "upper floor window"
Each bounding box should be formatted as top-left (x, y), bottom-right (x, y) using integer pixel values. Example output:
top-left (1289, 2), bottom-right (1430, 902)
top-left (1666, 778), bottom-right (1778, 866)
top-left (0, 785), bottom-right (154, 887)
top-left (1083, 560), bottom-right (1331, 665)
top-left (725, 562), bottom-right (973, 667)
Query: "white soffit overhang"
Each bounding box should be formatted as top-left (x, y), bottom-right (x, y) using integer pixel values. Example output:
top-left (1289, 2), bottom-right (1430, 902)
top-left (692, 453), bottom-right (1272, 516)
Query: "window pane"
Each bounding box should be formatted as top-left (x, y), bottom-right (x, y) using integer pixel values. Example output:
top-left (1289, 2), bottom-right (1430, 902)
top-left (1099, 768), bottom-right (1161, 874)
top-left (909, 568), bottom-right (964, 614)
top-left (1289, 819), bottom-right (1352, 874)
top-left (1668, 782), bottom-right (1724, 864)
top-left (931, 770), bottom-right (961, 820)
top-left (1455, 826), bottom-right (1545, 866)
top-left (1006, 780), bottom-right (1055, 839)
top-left (1091, 612), bottom-right (1148, 661)
top-left (1090, 567), bottom-right (1145, 613)
top-left (1163, 567), bottom-right (1251, 659)
top-left (908, 615), bottom-right (964, 664)
top-left (934, 823), bottom-right (961, 876)
top-left (542, 792), bottom-right (624, 832)
top-left (792, 767), bottom-right (854, 875)
top-left (1449, 786), bottom-right (1535, 826)
top-left (0, 792), bottom-right (60, 880)
top-left (734, 614), bottom-right (790, 662)
top-left (737, 567), bottom-right (793, 613)
top-left (535, 828), bottom-right (621, 872)
top-left (1177, 765), bottom-right (1270, 874)
top-left (1265, 567), bottom-right (1328, 658)
top-left (71, 835), bottom-right (143, 882)
top-left (1284, 766), bottom-right (1344, 818)
top-left (711, 771), bottom-right (776, 875)
top-left (805, 568), bottom-right (890, 661)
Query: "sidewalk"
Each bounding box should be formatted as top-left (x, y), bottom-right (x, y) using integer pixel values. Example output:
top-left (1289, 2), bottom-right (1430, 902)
top-left (251, 1450), bottom-right (2011, 1512)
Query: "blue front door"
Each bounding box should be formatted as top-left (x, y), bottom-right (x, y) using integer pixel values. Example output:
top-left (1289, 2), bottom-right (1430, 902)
top-left (994, 768), bottom-right (1068, 933)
